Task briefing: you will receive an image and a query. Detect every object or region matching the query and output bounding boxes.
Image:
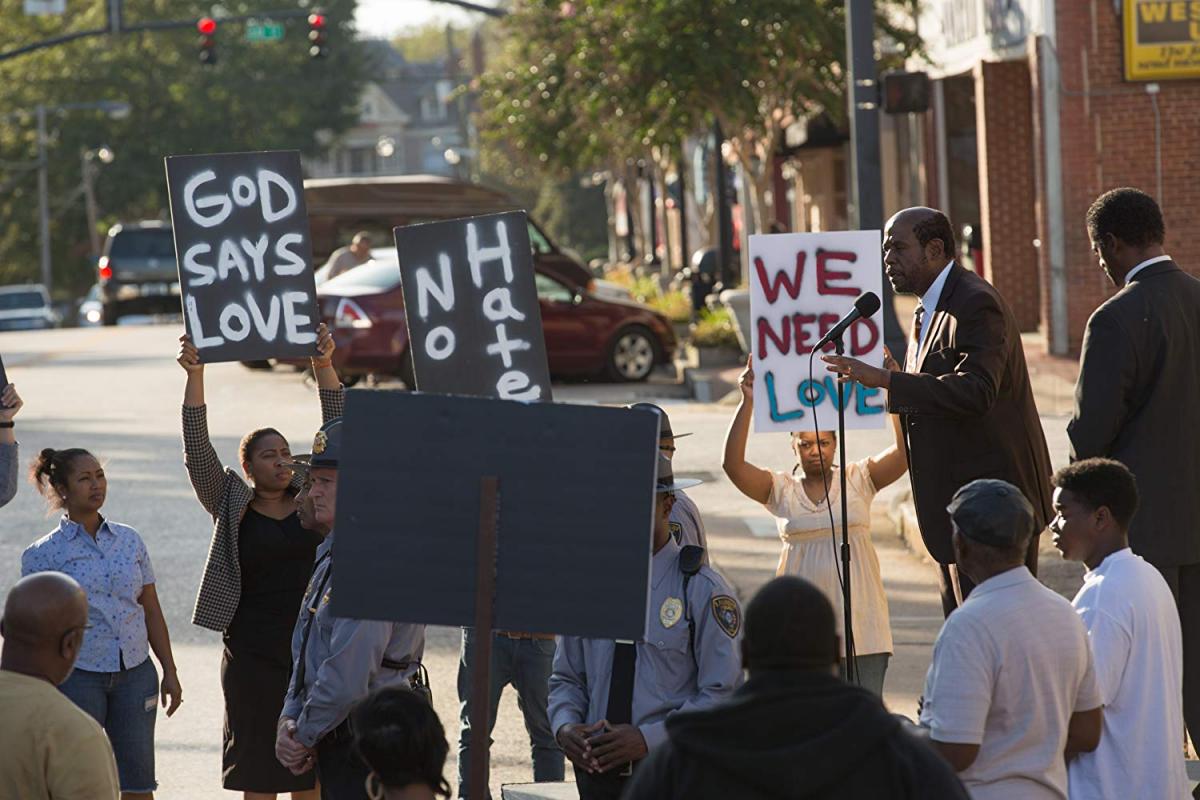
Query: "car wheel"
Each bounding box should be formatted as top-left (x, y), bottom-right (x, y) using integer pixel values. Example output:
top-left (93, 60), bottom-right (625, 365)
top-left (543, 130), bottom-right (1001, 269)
top-left (606, 325), bottom-right (658, 382)
top-left (240, 360), bottom-right (274, 371)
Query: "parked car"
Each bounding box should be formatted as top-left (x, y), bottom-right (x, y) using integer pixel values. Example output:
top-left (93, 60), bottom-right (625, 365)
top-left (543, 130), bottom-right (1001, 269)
top-left (0, 283), bottom-right (57, 331)
top-left (77, 284), bottom-right (103, 327)
top-left (97, 221), bottom-right (180, 324)
top-left (299, 248), bottom-right (674, 385)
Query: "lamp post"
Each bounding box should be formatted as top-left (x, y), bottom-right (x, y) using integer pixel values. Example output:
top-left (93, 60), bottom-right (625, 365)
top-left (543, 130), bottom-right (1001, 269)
top-left (81, 145), bottom-right (115, 260)
top-left (25, 100), bottom-right (131, 294)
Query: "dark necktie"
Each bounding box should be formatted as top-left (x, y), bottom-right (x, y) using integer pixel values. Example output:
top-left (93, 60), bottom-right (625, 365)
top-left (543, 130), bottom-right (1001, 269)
top-left (606, 642), bottom-right (637, 726)
top-left (906, 303), bottom-right (925, 373)
top-left (293, 553), bottom-right (332, 694)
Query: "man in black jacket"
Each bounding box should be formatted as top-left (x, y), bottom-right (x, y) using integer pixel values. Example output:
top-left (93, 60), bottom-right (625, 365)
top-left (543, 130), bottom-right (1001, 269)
top-left (620, 576), bottom-right (967, 800)
top-left (1069, 187), bottom-right (1200, 759)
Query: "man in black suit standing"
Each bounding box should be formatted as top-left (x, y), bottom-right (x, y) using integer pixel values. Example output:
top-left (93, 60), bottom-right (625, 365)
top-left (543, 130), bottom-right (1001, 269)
top-left (1069, 187), bottom-right (1200, 755)
top-left (824, 207), bottom-right (1053, 616)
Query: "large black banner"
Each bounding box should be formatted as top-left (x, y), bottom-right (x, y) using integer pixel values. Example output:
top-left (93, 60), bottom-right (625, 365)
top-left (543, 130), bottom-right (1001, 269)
top-left (395, 211), bottom-right (552, 400)
top-left (165, 150), bottom-right (320, 364)
top-left (331, 390), bottom-right (659, 641)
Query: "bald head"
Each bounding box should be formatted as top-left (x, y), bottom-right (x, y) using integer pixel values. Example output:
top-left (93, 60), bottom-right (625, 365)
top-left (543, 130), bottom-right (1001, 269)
top-left (741, 576), bottom-right (838, 673)
top-left (883, 206), bottom-right (956, 296)
top-left (1, 572), bottom-right (89, 684)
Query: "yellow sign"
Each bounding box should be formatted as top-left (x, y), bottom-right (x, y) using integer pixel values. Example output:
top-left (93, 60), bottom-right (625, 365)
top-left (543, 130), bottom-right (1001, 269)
top-left (1124, 0), bottom-right (1200, 80)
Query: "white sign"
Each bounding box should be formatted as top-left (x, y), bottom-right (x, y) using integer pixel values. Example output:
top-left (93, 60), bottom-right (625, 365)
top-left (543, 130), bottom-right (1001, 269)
top-left (749, 230), bottom-right (885, 433)
top-left (24, 0), bottom-right (66, 15)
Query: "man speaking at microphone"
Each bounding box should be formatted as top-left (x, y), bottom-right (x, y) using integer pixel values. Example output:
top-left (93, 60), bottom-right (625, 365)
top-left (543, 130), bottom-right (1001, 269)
top-left (823, 207), bottom-right (1052, 616)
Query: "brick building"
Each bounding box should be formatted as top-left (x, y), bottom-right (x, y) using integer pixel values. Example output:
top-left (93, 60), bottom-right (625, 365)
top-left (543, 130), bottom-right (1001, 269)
top-left (892, 0), bottom-right (1200, 354)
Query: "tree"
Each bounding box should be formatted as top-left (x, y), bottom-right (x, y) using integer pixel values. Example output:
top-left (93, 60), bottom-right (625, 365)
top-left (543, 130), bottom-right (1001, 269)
top-left (0, 0), bottom-right (366, 295)
top-left (477, 0), bottom-right (918, 234)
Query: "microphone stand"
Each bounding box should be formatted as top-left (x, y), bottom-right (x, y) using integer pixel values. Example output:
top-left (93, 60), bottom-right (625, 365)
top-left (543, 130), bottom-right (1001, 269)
top-left (833, 335), bottom-right (856, 684)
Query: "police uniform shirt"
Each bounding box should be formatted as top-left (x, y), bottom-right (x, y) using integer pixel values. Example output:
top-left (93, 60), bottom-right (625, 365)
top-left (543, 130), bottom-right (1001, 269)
top-left (548, 537), bottom-right (743, 750)
top-left (668, 489), bottom-right (707, 552)
top-left (281, 532), bottom-right (427, 748)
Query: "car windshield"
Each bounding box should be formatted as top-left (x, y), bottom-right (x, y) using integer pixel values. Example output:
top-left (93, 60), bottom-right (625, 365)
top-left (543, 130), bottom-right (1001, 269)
top-left (109, 229), bottom-right (176, 259)
top-left (0, 291), bottom-right (46, 311)
top-left (320, 256), bottom-right (401, 292)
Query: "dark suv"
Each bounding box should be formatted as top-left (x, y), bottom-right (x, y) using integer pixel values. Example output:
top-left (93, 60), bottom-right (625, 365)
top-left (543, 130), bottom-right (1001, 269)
top-left (98, 221), bottom-right (180, 324)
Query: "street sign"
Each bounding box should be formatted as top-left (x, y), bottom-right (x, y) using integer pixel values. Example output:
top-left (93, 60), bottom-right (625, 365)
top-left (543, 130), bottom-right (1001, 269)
top-left (246, 22), bottom-right (285, 42)
top-left (24, 0), bottom-right (65, 15)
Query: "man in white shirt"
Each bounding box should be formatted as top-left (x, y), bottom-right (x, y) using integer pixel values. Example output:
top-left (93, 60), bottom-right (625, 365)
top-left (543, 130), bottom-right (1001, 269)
top-left (1051, 458), bottom-right (1189, 799)
top-left (918, 479), bottom-right (1102, 800)
top-left (322, 231), bottom-right (372, 281)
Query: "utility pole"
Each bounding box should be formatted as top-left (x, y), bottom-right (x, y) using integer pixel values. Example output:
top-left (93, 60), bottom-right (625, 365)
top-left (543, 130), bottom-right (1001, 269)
top-left (845, 0), bottom-right (906, 360)
top-left (36, 105), bottom-right (52, 292)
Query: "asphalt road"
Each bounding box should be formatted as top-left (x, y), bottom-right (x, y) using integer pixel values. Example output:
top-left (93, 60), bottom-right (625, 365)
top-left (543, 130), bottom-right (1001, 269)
top-left (0, 322), bottom-right (969, 798)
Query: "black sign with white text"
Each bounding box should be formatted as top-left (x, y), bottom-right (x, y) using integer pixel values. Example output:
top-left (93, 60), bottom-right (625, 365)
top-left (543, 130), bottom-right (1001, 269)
top-left (165, 150), bottom-right (320, 364)
top-left (395, 211), bottom-right (552, 400)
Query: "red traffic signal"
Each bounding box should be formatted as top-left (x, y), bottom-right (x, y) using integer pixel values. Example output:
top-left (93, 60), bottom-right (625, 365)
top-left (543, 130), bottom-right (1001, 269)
top-left (197, 16), bottom-right (217, 66)
top-left (308, 10), bottom-right (329, 58)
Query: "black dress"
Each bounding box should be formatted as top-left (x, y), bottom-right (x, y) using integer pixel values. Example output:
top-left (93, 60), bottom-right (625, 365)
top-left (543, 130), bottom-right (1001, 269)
top-left (222, 507), bottom-right (323, 792)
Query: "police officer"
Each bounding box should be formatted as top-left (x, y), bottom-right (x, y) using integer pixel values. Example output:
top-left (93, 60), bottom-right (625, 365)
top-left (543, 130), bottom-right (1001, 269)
top-left (274, 418), bottom-right (427, 800)
top-left (627, 403), bottom-right (707, 552)
top-left (548, 453), bottom-right (743, 800)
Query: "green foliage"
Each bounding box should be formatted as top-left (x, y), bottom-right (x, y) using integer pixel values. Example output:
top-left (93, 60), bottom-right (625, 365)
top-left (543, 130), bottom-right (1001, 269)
top-left (645, 289), bottom-right (691, 324)
top-left (691, 306), bottom-right (740, 349)
top-left (391, 21), bottom-right (467, 62)
top-left (0, 0), bottom-right (366, 296)
top-left (532, 177), bottom-right (608, 264)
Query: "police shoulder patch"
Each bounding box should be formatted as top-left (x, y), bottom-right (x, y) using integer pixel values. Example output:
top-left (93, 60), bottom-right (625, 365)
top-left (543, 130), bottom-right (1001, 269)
top-left (669, 521), bottom-right (683, 543)
top-left (711, 595), bottom-right (740, 638)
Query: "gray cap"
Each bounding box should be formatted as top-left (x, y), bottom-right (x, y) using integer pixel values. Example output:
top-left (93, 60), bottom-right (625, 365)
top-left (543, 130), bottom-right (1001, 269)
top-left (287, 417), bottom-right (343, 470)
top-left (947, 479), bottom-right (1035, 548)
top-left (629, 403), bottom-right (691, 439)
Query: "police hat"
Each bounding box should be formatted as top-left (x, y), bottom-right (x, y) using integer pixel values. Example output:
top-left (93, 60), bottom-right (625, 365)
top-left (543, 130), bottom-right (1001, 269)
top-left (629, 402), bottom-right (691, 439)
top-left (656, 452), bottom-right (702, 494)
top-left (947, 479), bottom-right (1035, 548)
top-left (288, 417), bottom-right (343, 471)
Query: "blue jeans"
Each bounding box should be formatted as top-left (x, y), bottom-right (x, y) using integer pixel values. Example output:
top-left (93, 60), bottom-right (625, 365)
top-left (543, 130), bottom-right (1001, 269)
top-left (457, 628), bottom-right (564, 799)
top-left (61, 657), bottom-right (159, 793)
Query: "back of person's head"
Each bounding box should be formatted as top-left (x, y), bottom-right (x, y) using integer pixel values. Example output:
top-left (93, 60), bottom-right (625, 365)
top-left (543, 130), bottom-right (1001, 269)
top-left (0, 572), bottom-right (90, 685)
top-left (742, 576), bottom-right (838, 673)
top-left (1053, 458), bottom-right (1140, 530)
top-left (353, 687), bottom-right (450, 799)
top-left (352, 231), bottom-right (372, 247)
top-left (1086, 187), bottom-right (1164, 248)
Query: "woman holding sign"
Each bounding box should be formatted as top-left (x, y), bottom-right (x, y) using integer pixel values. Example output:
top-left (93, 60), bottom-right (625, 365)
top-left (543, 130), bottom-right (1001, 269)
top-left (179, 324), bottom-right (341, 800)
top-left (722, 352), bottom-right (907, 697)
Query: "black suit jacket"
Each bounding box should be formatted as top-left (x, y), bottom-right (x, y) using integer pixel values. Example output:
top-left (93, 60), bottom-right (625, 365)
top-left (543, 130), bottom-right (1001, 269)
top-left (1069, 260), bottom-right (1200, 566)
top-left (888, 263), bottom-right (1054, 564)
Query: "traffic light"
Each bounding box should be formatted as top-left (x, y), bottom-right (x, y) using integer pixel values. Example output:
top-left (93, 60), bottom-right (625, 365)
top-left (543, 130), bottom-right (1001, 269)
top-left (197, 17), bottom-right (217, 66)
top-left (308, 12), bottom-right (328, 59)
top-left (881, 71), bottom-right (931, 114)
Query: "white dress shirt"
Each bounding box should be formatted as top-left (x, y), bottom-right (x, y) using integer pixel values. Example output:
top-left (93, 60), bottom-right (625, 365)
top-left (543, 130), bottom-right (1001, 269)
top-left (1123, 254), bottom-right (1171, 285)
top-left (916, 261), bottom-right (955, 353)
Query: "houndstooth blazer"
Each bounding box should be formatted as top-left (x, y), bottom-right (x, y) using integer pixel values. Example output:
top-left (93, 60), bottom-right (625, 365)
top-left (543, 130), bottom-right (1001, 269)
top-left (184, 387), bottom-right (344, 632)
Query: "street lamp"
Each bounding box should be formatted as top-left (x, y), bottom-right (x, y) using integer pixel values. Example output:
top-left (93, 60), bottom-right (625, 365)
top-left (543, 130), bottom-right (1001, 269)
top-left (31, 100), bottom-right (131, 294)
top-left (81, 145), bottom-right (116, 260)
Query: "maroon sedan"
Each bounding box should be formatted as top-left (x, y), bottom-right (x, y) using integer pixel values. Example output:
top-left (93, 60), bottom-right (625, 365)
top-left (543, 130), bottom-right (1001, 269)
top-left (318, 249), bottom-right (675, 385)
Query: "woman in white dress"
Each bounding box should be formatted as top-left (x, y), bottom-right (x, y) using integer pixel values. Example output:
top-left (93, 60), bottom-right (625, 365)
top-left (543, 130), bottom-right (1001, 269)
top-left (722, 353), bottom-right (908, 696)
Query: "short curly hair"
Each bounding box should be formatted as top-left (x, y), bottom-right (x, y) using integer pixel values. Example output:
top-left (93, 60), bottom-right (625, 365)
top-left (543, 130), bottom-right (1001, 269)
top-left (1052, 458), bottom-right (1140, 529)
top-left (912, 211), bottom-right (956, 260)
top-left (1086, 188), bottom-right (1164, 248)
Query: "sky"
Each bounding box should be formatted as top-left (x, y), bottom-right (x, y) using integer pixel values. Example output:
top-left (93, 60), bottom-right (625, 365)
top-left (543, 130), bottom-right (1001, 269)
top-left (354, 0), bottom-right (480, 39)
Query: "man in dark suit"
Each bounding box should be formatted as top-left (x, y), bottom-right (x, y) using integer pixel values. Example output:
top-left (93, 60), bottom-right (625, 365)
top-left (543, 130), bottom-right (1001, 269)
top-left (1069, 187), bottom-right (1200, 754)
top-left (824, 207), bottom-right (1053, 616)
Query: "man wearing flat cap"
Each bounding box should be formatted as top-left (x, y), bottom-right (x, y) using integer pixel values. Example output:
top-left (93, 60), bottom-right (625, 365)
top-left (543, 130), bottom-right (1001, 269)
top-left (918, 479), bottom-right (1102, 800)
top-left (275, 418), bottom-right (427, 800)
top-left (548, 453), bottom-right (741, 800)
top-left (627, 403), bottom-right (707, 553)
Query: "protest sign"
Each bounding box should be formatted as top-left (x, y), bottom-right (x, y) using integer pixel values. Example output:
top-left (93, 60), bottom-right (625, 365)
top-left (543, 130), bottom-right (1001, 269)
top-left (749, 230), bottom-right (885, 433)
top-left (165, 150), bottom-right (320, 364)
top-left (395, 211), bottom-right (552, 401)
top-left (331, 389), bottom-right (658, 641)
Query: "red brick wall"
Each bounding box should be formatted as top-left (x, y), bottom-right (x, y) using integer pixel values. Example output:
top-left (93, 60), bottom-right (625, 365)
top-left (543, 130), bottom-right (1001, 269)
top-left (976, 60), bottom-right (1041, 331)
top-left (1049, 1), bottom-right (1200, 353)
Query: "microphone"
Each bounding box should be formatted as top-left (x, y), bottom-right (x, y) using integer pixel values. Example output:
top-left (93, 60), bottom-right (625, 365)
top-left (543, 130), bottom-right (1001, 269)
top-left (811, 291), bottom-right (881, 352)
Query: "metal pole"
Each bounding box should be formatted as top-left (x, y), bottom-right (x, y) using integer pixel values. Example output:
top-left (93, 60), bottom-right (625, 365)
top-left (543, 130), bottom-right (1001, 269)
top-left (82, 150), bottom-right (101, 259)
top-left (468, 477), bottom-right (499, 800)
top-left (37, 105), bottom-right (52, 293)
top-left (845, 0), bottom-right (906, 362)
top-left (677, 157), bottom-right (689, 274)
top-left (713, 120), bottom-right (735, 287)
